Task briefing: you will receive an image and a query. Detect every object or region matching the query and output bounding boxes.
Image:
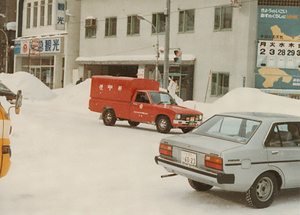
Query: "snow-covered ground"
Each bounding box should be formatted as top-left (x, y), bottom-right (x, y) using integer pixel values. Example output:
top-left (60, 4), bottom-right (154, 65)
top-left (0, 72), bottom-right (299, 215)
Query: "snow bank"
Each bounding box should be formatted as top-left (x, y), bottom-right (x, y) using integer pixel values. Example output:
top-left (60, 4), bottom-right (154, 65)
top-left (51, 79), bottom-right (91, 113)
top-left (2, 72), bottom-right (300, 119)
top-left (181, 88), bottom-right (300, 119)
top-left (0, 72), bottom-right (56, 100)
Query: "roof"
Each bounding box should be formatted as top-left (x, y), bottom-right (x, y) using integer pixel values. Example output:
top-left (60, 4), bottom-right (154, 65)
top-left (217, 112), bottom-right (300, 122)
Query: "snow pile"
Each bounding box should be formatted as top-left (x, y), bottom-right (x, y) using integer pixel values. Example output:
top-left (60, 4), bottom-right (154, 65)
top-left (51, 79), bottom-right (91, 113)
top-left (184, 88), bottom-right (300, 119)
top-left (0, 72), bottom-right (56, 100)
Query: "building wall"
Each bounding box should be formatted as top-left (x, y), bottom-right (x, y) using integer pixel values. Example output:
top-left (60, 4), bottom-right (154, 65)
top-left (79, 0), bottom-right (258, 102)
top-left (14, 0), bottom-right (80, 88)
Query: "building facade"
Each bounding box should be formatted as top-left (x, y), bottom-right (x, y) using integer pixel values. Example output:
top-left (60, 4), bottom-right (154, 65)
top-left (14, 0), bottom-right (81, 88)
top-left (77, 0), bottom-right (258, 102)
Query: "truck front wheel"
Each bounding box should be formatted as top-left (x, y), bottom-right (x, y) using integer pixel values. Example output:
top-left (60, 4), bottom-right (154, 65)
top-left (103, 109), bottom-right (117, 126)
top-left (156, 116), bottom-right (171, 133)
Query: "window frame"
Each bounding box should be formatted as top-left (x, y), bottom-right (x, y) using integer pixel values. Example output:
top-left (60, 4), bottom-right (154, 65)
top-left (178, 9), bottom-right (195, 33)
top-left (211, 72), bottom-right (230, 96)
top-left (105, 17), bottom-right (117, 37)
top-left (26, 3), bottom-right (31, 29)
top-left (40, 0), bottom-right (45, 26)
top-left (47, 0), bottom-right (53, 26)
top-left (127, 15), bottom-right (140, 36)
top-left (214, 5), bottom-right (233, 31)
top-left (152, 12), bottom-right (165, 34)
top-left (85, 18), bottom-right (97, 38)
top-left (33, 2), bottom-right (38, 28)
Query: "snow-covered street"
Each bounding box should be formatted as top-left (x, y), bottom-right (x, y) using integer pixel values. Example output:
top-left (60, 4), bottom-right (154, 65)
top-left (0, 72), bottom-right (299, 215)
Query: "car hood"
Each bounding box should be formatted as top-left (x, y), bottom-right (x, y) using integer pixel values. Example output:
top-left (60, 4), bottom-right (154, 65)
top-left (162, 133), bottom-right (242, 156)
top-left (162, 104), bottom-right (203, 115)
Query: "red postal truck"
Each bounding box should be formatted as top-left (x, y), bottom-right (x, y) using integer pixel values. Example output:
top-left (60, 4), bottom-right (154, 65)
top-left (89, 76), bottom-right (203, 133)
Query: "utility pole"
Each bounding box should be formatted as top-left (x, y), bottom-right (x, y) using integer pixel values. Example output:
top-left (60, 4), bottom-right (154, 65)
top-left (163, 0), bottom-right (170, 89)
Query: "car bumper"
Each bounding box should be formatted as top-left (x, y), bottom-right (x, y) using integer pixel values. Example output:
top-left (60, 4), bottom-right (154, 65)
top-left (155, 156), bottom-right (235, 187)
top-left (172, 120), bottom-right (201, 127)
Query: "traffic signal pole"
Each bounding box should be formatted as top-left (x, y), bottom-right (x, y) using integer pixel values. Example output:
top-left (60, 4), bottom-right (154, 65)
top-left (163, 0), bottom-right (170, 89)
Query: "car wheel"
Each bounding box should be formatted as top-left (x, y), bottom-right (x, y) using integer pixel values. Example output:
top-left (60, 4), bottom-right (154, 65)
top-left (188, 179), bottom-right (213, 191)
top-left (156, 116), bottom-right (171, 133)
top-left (128, 120), bottom-right (140, 127)
top-left (103, 109), bottom-right (117, 126)
top-left (181, 127), bottom-right (194, 133)
top-left (246, 172), bottom-right (278, 208)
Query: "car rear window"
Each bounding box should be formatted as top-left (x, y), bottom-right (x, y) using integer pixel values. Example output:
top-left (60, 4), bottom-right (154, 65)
top-left (193, 115), bottom-right (261, 143)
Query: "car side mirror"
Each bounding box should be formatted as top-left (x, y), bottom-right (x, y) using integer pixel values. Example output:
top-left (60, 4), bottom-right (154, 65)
top-left (4, 90), bottom-right (22, 118)
top-left (15, 90), bottom-right (22, 115)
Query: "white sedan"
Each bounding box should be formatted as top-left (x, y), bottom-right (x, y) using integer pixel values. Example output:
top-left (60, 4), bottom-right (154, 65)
top-left (155, 112), bottom-right (300, 208)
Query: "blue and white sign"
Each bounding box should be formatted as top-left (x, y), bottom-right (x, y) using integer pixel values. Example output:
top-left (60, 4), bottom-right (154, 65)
top-left (17, 38), bottom-right (62, 55)
top-left (56, 0), bottom-right (66, 30)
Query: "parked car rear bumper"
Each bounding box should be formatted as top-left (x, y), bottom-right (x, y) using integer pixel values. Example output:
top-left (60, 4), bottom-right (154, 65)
top-left (155, 156), bottom-right (234, 186)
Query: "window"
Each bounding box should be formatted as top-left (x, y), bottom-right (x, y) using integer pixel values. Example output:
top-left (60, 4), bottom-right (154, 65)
top-left (211, 72), bottom-right (229, 96)
top-left (47, 0), bottom-right (53, 25)
top-left (40, 0), bottom-right (45, 26)
top-left (26, 3), bottom-right (31, 28)
top-left (178, 9), bottom-right (195, 33)
top-left (135, 92), bottom-right (150, 103)
top-left (105, 17), bottom-right (117, 37)
top-left (85, 18), bottom-right (97, 38)
top-left (194, 115), bottom-right (261, 144)
top-left (127, 15), bottom-right (140, 36)
top-left (33, 2), bottom-right (38, 27)
top-left (152, 13), bottom-right (165, 34)
top-left (214, 6), bottom-right (232, 31)
top-left (266, 123), bottom-right (300, 147)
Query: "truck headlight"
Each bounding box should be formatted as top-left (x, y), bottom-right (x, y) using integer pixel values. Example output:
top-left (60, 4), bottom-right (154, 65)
top-left (175, 114), bottom-right (181, 120)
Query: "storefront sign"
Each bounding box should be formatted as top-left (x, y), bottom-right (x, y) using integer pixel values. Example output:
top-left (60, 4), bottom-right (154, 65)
top-left (56, 0), bottom-right (66, 30)
top-left (17, 38), bottom-right (62, 55)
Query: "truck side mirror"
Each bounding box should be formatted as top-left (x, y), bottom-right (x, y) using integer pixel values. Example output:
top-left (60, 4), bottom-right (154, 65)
top-left (15, 90), bottom-right (22, 115)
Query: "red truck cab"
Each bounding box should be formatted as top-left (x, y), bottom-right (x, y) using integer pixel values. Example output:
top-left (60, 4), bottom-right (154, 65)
top-left (89, 76), bottom-right (203, 133)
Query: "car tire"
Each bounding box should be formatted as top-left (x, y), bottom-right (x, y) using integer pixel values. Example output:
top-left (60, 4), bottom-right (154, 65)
top-left (128, 120), bottom-right (140, 127)
top-left (188, 179), bottom-right (213, 191)
top-left (246, 172), bottom-right (278, 208)
top-left (181, 127), bottom-right (194, 133)
top-left (103, 109), bottom-right (117, 126)
top-left (156, 116), bottom-right (172, 133)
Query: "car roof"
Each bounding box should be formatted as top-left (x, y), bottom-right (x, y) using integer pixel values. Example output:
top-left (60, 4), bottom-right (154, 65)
top-left (217, 112), bottom-right (300, 122)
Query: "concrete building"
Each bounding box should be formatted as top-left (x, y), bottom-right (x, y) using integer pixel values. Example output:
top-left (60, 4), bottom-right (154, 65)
top-left (76, 0), bottom-right (257, 102)
top-left (14, 0), bottom-right (81, 88)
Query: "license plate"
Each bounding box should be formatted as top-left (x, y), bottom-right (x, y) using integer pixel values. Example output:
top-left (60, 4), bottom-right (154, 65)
top-left (181, 151), bottom-right (197, 167)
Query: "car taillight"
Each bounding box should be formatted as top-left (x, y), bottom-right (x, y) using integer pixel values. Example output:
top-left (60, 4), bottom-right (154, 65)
top-left (159, 143), bottom-right (173, 157)
top-left (2, 145), bottom-right (11, 157)
top-left (205, 155), bottom-right (223, 171)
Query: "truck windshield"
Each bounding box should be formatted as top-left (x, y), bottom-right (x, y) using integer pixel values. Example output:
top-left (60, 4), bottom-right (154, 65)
top-left (149, 92), bottom-right (177, 105)
top-left (193, 115), bottom-right (261, 144)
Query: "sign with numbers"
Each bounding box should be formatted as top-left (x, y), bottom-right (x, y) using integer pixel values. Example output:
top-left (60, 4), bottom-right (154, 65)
top-left (257, 40), bottom-right (300, 69)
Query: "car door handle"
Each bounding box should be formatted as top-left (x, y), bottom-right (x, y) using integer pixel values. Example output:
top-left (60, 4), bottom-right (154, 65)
top-left (271, 151), bottom-right (279, 155)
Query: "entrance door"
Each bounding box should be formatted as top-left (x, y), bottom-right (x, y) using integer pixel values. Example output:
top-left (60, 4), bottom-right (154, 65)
top-left (41, 68), bottom-right (53, 89)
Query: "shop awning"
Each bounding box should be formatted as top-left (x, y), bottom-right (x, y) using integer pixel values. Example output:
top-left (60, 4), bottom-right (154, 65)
top-left (76, 54), bottom-right (196, 65)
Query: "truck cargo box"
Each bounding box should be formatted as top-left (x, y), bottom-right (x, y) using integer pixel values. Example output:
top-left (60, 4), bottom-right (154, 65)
top-left (90, 76), bottom-right (160, 102)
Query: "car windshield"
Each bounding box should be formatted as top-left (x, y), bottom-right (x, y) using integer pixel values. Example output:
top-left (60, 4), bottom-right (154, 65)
top-left (149, 92), bottom-right (177, 105)
top-left (0, 83), bottom-right (11, 92)
top-left (193, 115), bottom-right (261, 143)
